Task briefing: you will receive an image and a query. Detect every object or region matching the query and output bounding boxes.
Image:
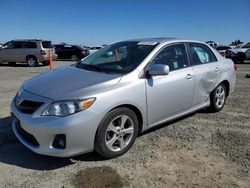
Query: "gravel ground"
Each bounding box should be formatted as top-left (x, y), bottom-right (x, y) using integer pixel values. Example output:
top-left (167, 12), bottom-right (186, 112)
top-left (0, 61), bottom-right (249, 188)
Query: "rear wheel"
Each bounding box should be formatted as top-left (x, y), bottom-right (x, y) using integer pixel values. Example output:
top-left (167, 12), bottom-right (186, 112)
top-left (26, 56), bottom-right (38, 67)
top-left (95, 108), bottom-right (139, 158)
top-left (209, 83), bottom-right (227, 112)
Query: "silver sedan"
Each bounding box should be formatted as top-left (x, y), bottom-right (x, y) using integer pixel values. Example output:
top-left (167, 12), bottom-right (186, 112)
top-left (11, 38), bottom-right (236, 158)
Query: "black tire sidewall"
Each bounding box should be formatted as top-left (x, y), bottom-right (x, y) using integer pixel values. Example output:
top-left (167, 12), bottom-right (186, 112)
top-left (95, 108), bottom-right (139, 158)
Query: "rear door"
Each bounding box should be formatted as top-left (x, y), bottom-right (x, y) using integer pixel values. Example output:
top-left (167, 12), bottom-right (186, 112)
top-left (146, 43), bottom-right (195, 125)
top-left (187, 42), bottom-right (221, 106)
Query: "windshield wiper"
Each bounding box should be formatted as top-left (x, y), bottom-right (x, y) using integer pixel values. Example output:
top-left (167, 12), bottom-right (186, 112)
top-left (76, 63), bottom-right (113, 74)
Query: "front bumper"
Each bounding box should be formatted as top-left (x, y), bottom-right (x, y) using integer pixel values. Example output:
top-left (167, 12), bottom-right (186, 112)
top-left (11, 92), bottom-right (101, 157)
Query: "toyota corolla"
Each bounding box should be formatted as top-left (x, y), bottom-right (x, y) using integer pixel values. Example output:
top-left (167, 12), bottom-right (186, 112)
top-left (11, 38), bottom-right (236, 158)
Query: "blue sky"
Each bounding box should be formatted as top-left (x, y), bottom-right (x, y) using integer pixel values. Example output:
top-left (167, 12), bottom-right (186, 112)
top-left (0, 0), bottom-right (249, 45)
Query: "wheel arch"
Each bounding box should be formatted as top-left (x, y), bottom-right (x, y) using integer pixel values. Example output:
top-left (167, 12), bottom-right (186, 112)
top-left (211, 80), bottom-right (230, 97)
top-left (220, 80), bottom-right (230, 97)
top-left (26, 55), bottom-right (37, 62)
top-left (108, 104), bottom-right (144, 133)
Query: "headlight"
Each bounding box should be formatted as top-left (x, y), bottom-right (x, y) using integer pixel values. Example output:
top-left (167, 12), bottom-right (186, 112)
top-left (42, 98), bottom-right (95, 117)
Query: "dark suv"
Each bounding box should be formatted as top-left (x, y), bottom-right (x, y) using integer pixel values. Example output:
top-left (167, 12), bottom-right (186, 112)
top-left (54, 44), bottom-right (89, 61)
top-left (0, 39), bottom-right (57, 67)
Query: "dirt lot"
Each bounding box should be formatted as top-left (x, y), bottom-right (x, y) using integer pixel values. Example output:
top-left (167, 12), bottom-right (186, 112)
top-left (0, 61), bottom-right (249, 188)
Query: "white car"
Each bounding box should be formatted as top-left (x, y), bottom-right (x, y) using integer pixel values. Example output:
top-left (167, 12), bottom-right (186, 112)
top-left (216, 46), bottom-right (232, 57)
top-left (233, 42), bottom-right (250, 53)
top-left (89, 46), bottom-right (103, 54)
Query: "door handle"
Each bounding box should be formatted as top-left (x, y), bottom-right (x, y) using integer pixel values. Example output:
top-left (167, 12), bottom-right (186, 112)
top-left (185, 74), bottom-right (193, 80)
top-left (215, 67), bottom-right (220, 72)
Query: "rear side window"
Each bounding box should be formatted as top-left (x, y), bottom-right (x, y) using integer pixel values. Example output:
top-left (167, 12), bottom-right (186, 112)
top-left (22, 42), bottom-right (37, 48)
top-left (14, 42), bottom-right (22, 49)
top-left (42, 41), bottom-right (53, 48)
top-left (152, 43), bottom-right (189, 71)
top-left (188, 43), bottom-right (217, 65)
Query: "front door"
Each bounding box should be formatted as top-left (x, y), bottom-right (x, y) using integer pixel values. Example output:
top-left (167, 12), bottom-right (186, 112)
top-left (146, 43), bottom-right (195, 126)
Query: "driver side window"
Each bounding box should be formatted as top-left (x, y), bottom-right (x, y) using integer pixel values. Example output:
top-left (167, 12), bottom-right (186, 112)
top-left (152, 43), bottom-right (189, 71)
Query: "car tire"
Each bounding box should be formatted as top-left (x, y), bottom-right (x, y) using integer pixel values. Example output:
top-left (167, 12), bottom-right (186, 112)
top-left (209, 83), bottom-right (227, 112)
top-left (95, 108), bottom-right (139, 158)
top-left (42, 61), bottom-right (49, 66)
top-left (71, 55), bottom-right (79, 61)
top-left (26, 56), bottom-right (38, 67)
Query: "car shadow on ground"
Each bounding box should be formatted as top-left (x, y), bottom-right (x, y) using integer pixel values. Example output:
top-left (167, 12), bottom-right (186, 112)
top-left (0, 116), bottom-right (105, 170)
top-left (0, 63), bottom-right (46, 67)
top-left (0, 109), bottom-right (207, 171)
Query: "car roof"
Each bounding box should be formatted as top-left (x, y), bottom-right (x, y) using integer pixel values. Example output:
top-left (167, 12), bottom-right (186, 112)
top-left (123, 38), bottom-right (204, 45)
top-left (11, 39), bottom-right (51, 42)
top-left (125, 37), bottom-right (176, 43)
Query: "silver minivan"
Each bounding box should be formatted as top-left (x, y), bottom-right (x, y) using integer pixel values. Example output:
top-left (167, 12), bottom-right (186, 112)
top-left (0, 39), bottom-right (57, 67)
top-left (11, 38), bottom-right (236, 158)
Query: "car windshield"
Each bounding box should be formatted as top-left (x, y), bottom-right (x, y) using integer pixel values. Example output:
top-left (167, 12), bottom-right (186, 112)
top-left (77, 41), bottom-right (158, 74)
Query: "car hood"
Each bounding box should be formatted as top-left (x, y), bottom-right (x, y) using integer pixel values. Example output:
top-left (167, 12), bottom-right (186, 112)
top-left (23, 65), bottom-right (122, 100)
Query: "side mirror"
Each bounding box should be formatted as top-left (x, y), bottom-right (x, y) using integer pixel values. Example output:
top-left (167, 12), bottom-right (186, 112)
top-left (148, 64), bottom-right (170, 76)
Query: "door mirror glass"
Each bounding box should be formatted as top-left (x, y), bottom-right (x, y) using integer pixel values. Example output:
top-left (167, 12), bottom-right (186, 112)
top-left (148, 64), bottom-right (170, 76)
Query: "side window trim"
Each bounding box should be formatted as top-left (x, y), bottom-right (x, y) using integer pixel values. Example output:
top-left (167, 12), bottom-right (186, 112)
top-left (145, 42), bottom-right (191, 73)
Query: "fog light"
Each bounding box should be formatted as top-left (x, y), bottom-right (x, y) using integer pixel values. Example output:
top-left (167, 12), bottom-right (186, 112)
top-left (52, 134), bottom-right (66, 149)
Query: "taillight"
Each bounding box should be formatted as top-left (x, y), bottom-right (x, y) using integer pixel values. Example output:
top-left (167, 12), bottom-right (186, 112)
top-left (40, 50), bottom-right (46, 55)
top-left (234, 64), bottom-right (237, 71)
top-left (81, 50), bottom-right (86, 55)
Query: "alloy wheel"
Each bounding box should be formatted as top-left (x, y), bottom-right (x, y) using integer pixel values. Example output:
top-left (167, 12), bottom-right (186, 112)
top-left (215, 85), bottom-right (225, 109)
top-left (27, 58), bottom-right (36, 67)
top-left (105, 115), bottom-right (134, 152)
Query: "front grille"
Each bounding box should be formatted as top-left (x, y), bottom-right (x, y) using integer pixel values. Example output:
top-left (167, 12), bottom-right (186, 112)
top-left (16, 120), bottom-right (40, 147)
top-left (16, 99), bottom-right (43, 114)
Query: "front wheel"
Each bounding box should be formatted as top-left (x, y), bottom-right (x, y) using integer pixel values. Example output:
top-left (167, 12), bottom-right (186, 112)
top-left (95, 108), bottom-right (139, 158)
top-left (209, 83), bottom-right (227, 112)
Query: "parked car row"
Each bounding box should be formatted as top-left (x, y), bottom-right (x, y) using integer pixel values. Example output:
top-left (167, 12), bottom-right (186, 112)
top-left (0, 39), bottom-right (106, 67)
top-left (214, 42), bottom-right (250, 63)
